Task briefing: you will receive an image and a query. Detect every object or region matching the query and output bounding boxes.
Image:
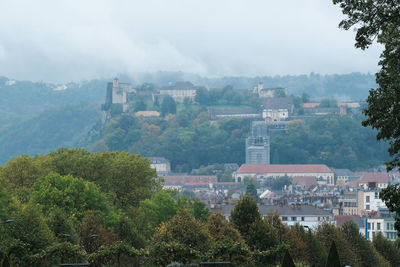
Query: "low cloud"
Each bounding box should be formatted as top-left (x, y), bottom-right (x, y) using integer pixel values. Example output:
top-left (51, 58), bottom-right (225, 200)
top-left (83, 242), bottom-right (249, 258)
top-left (0, 0), bottom-right (382, 82)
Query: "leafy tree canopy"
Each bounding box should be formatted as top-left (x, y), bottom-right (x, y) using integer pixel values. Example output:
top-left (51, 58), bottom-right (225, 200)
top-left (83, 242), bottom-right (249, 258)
top-left (30, 172), bottom-right (118, 226)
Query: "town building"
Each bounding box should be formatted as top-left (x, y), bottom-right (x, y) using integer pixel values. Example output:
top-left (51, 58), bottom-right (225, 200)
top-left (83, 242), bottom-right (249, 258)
top-left (105, 78), bottom-right (136, 112)
top-left (262, 97), bottom-right (294, 122)
top-left (213, 204), bottom-right (334, 228)
top-left (159, 81), bottom-right (197, 102)
top-left (355, 208), bottom-right (397, 241)
top-left (235, 164), bottom-right (334, 185)
top-left (342, 189), bottom-right (386, 215)
top-left (209, 108), bottom-right (261, 120)
top-left (252, 82), bottom-right (288, 98)
top-left (245, 121), bottom-right (270, 165)
top-left (149, 157), bottom-right (171, 176)
top-left (359, 172), bottom-right (390, 189)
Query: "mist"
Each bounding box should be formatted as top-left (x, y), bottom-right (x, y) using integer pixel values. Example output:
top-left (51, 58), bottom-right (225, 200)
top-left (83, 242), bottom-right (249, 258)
top-left (0, 0), bottom-right (382, 83)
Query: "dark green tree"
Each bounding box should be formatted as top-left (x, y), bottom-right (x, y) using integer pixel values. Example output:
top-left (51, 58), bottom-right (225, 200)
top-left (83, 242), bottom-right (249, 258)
top-left (341, 221), bottom-right (380, 267)
top-left (380, 185), bottom-right (400, 234)
top-left (161, 95), bottom-right (176, 116)
top-left (325, 240), bottom-right (341, 267)
top-left (246, 183), bottom-right (259, 202)
top-left (230, 195), bottom-right (261, 238)
top-left (373, 232), bottom-right (400, 267)
top-left (134, 100), bottom-right (146, 112)
top-left (282, 249), bottom-right (295, 267)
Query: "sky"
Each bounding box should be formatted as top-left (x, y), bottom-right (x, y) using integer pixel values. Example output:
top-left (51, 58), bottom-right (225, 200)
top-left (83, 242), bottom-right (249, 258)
top-left (0, 0), bottom-right (382, 83)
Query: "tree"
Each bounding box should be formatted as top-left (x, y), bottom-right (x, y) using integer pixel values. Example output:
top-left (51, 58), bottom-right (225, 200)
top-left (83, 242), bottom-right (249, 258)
top-left (134, 100), bottom-right (146, 112)
top-left (205, 213), bottom-right (251, 265)
top-left (282, 249), bottom-right (295, 267)
top-left (148, 209), bottom-right (210, 265)
top-left (325, 240), bottom-right (341, 267)
top-left (161, 95), bottom-right (176, 116)
top-left (373, 232), bottom-right (400, 267)
top-left (30, 172), bottom-right (117, 226)
top-left (333, 0), bottom-right (400, 170)
top-left (230, 195), bottom-right (261, 239)
top-left (341, 221), bottom-right (380, 267)
top-left (379, 185), bottom-right (400, 234)
top-left (246, 183), bottom-right (259, 202)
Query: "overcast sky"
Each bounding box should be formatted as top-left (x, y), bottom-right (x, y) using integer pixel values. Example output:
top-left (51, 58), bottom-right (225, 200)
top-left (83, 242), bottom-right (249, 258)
top-left (0, 0), bottom-right (382, 83)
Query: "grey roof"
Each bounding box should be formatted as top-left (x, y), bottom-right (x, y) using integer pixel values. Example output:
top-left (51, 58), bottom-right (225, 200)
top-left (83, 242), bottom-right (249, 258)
top-left (263, 97), bottom-right (294, 110)
top-left (148, 157), bottom-right (169, 164)
top-left (209, 108), bottom-right (259, 116)
top-left (217, 204), bottom-right (332, 217)
top-left (334, 169), bottom-right (354, 176)
top-left (160, 81), bottom-right (197, 90)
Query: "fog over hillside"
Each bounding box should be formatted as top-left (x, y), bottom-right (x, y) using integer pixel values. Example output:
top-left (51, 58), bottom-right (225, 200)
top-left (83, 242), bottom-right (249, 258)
top-left (0, 0), bottom-right (382, 82)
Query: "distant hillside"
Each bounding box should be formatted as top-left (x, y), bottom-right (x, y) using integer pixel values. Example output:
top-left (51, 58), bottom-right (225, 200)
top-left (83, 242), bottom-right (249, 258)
top-left (0, 76), bottom-right (106, 127)
top-left (0, 104), bottom-right (101, 164)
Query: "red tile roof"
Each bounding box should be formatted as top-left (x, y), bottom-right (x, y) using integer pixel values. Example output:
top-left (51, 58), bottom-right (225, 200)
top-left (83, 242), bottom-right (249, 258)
top-left (237, 164), bottom-right (333, 174)
top-left (302, 102), bottom-right (320, 108)
top-left (292, 176), bottom-right (318, 189)
top-left (360, 173), bottom-right (390, 184)
top-left (334, 215), bottom-right (360, 227)
top-left (347, 179), bottom-right (360, 188)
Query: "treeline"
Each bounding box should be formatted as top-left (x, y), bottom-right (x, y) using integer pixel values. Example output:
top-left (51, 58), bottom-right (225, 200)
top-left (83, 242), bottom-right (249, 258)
top-left (96, 108), bottom-right (389, 171)
top-left (0, 149), bottom-right (399, 266)
top-left (129, 71), bottom-right (376, 100)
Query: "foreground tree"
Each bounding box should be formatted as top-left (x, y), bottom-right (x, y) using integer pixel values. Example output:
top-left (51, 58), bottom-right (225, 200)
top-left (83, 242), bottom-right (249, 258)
top-left (30, 172), bottom-right (118, 226)
top-left (333, 0), bottom-right (400, 170)
top-left (334, 0), bottom-right (400, 235)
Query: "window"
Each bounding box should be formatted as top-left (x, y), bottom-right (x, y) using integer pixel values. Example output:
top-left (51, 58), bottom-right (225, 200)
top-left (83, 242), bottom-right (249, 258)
top-left (387, 223), bottom-right (390, 230)
top-left (368, 223), bottom-right (371, 230)
top-left (282, 216), bottom-right (288, 221)
top-left (372, 223), bottom-right (375, 230)
top-left (292, 217), bottom-right (297, 221)
top-left (372, 232), bottom-right (376, 238)
top-left (366, 205), bottom-right (370, 210)
top-left (375, 192), bottom-right (379, 199)
top-left (377, 223), bottom-right (381, 230)
top-left (301, 217), bottom-right (305, 221)
top-left (366, 196), bottom-right (370, 203)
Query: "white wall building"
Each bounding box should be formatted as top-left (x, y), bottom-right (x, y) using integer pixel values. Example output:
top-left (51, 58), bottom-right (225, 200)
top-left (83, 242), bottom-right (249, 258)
top-left (235, 164), bottom-right (335, 185)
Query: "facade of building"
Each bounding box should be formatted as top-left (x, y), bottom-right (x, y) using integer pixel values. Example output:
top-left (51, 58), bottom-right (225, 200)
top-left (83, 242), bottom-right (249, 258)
top-left (359, 172), bottom-right (390, 189)
top-left (253, 83), bottom-right (288, 98)
top-left (245, 121), bottom-right (270, 165)
top-left (343, 190), bottom-right (364, 215)
top-left (149, 157), bottom-right (171, 176)
top-left (214, 204), bottom-right (334, 228)
top-left (262, 97), bottom-right (294, 122)
top-left (105, 78), bottom-right (136, 112)
top-left (357, 208), bottom-right (397, 241)
top-left (159, 81), bottom-right (197, 102)
top-left (342, 189), bottom-right (386, 216)
top-left (235, 164), bottom-right (334, 185)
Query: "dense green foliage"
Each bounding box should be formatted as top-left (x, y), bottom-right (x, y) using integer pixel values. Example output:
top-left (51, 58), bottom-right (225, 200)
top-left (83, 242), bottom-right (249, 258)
top-left (96, 110), bottom-right (389, 171)
top-left (0, 152), bottom-right (398, 266)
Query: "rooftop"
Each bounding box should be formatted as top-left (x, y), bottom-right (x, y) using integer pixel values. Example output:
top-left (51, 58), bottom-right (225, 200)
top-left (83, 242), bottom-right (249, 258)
top-left (360, 172), bottom-right (390, 184)
top-left (237, 164), bottom-right (333, 174)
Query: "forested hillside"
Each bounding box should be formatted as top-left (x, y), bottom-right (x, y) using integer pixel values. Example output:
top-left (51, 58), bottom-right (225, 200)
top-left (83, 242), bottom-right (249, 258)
top-left (0, 73), bottom-right (380, 166)
top-left (93, 108), bottom-right (389, 172)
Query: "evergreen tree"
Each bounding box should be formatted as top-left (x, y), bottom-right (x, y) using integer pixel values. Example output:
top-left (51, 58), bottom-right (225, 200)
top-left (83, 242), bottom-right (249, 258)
top-left (161, 96), bottom-right (176, 116)
top-left (282, 249), bottom-right (296, 267)
top-left (325, 240), bottom-right (341, 267)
